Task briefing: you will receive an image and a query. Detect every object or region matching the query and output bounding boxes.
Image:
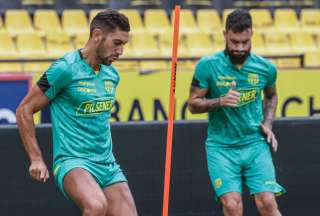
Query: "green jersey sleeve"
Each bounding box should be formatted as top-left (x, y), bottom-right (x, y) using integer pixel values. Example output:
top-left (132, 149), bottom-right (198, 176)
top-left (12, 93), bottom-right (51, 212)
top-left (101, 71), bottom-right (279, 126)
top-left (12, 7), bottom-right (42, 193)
top-left (37, 59), bottom-right (71, 100)
top-left (192, 58), bottom-right (211, 89)
top-left (265, 62), bottom-right (277, 88)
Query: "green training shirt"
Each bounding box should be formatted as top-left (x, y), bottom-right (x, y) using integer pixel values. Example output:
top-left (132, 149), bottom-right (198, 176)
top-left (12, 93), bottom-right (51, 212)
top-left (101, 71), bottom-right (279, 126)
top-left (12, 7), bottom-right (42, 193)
top-left (37, 50), bottom-right (119, 164)
top-left (192, 51), bottom-right (277, 148)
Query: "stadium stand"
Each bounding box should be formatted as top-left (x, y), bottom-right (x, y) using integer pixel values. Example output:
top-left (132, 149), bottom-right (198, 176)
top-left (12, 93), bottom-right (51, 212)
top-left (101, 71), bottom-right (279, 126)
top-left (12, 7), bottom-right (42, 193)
top-left (0, 0), bottom-right (319, 72)
top-left (264, 32), bottom-right (292, 55)
top-left (197, 9), bottom-right (222, 34)
top-left (290, 32), bottom-right (317, 54)
top-left (34, 9), bottom-right (62, 36)
top-left (62, 9), bottom-right (88, 36)
top-left (274, 8), bottom-right (300, 33)
top-left (144, 9), bottom-right (171, 35)
top-left (16, 33), bottom-right (47, 59)
top-left (5, 9), bottom-right (34, 36)
top-left (186, 32), bottom-right (213, 56)
top-left (304, 50), bottom-right (320, 67)
top-left (172, 9), bottom-right (199, 34)
top-left (46, 32), bottom-right (73, 58)
top-left (301, 8), bottom-right (320, 33)
top-left (119, 9), bottom-right (145, 34)
top-left (131, 32), bottom-right (160, 57)
top-left (250, 9), bottom-right (274, 33)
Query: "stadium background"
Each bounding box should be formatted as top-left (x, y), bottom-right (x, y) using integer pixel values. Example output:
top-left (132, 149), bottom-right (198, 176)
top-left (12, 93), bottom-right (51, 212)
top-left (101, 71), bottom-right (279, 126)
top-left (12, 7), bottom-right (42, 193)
top-left (0, 0), bottom-right (320, 123)
top-left (0, 0), bottom-right (320, 215)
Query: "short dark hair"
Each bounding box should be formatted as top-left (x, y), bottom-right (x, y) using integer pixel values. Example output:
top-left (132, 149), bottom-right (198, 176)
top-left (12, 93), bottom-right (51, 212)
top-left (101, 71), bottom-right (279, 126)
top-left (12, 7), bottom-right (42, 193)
top-left (90, 9), bottom-right (130, 37)
top-left (225, 9), bottom-right (252, 32)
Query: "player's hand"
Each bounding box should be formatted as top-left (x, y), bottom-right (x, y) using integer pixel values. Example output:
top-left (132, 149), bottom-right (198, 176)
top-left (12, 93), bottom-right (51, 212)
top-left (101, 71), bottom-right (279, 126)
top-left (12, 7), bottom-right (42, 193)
top-left (220, 81), bottom-right (240, 107)
top-left (29, 159), bottom-right (50, 183)
top-left (260, 124), bottom-right (278, 152)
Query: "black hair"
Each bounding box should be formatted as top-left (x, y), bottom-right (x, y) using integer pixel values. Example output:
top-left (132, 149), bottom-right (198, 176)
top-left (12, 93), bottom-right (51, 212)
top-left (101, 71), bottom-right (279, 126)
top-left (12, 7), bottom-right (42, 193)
top-left (225, 9), bottom-right (252, 32)
top-left (90, 9), bottom-right (130, 37)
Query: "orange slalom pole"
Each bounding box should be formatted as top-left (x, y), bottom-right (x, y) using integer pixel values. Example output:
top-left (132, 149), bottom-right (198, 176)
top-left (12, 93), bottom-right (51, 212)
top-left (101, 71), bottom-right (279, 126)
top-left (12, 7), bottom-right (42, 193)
top-left (162, 5), bottom-right (180, 216)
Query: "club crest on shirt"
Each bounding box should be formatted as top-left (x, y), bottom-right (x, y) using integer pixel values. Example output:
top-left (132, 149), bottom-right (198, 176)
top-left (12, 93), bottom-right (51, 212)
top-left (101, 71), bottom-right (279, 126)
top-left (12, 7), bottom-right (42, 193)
top-left (104, 81), bottom-right (114, 93)
top-left (248, 73), bottom-right (259, 85)
top-left (214, 178), bottom-right (222, 189)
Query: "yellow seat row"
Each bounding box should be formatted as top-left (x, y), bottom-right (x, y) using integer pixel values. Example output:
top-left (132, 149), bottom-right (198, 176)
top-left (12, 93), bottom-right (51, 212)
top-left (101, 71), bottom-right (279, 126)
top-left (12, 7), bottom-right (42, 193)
top-left (0, 30), bottom-right (319, 60)
top-left (1, 8), bottom-right (319, 38)
top-left (0, 9), bottom-right (89, 37)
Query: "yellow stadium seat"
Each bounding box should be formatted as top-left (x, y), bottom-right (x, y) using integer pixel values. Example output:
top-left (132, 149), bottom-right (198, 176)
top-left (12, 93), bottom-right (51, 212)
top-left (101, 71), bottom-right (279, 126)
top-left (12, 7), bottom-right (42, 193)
top-left (23, 62), bottom-right (51, 73)
top-left (264, 32), bottom-right (292, 55)
top-left (79, 0), bottom-right (108, 4)
top-left (0, 63), bottom-right (23, 72)
top-left (159, 32), bottom-right (189, 57)
top-left (112, 60), bottom-right (139, 72)
top-left (300, 9), bottom-right (320, 34)
top-left (316, 33), bottom-right (320, 47)
top-left (131, 33), bottom-right (160, 57)
top-left (119, 9), bottom-right (145, 34)
top-left (0, 15), bottom-right (6, 33)
top-left (252, 32), bottom-right (266, 55)
top-left (274, 9), bottom-right (300, 33)
top-left (144, 9), bottom-right (170, 35)
top-left (121, 42), bottom-right (134, 58)
top-left (250, 9), bottom-right (274, 33)
top-left (89, 9), bottom-right (104, 23)
top-left (139, 61), bottom-right (168, 74)
top-left (304, 51), bottom-right (320, 67)
top-left (62, 9), bottom-right (88, 36)
top-left (176, 60), bottom-right (194, 72)
top-left (34, 9), bottom-right (62, 36)
top-left (5, 10), bottom-right (34, 36)
top-left (22, 0), bottom-right (55, 5)
top-left (172, 9), bottom-right (199, 34)
top-left (212, 32), bottom-right (225, 52)
top-left (186, 33), bottom-right (213, 56)
top-left (275, 58), bottom-right (301, 69)
top-left (74, 32), bottom-right (89, 49)
top-left (222, 8), bottom-right (234, 28)
top-left (16, 33), bottom-right (48, 59)
top-left (46, 32), bottom-right (74, 58)
top-left (130, 0), bottom-right (161, 6)
top-left (0, 32), bottom-right (18, 59)
top-left (197, 9), bottom-right (222, 34)
top-left (290, 32), bottom-right (316, 54)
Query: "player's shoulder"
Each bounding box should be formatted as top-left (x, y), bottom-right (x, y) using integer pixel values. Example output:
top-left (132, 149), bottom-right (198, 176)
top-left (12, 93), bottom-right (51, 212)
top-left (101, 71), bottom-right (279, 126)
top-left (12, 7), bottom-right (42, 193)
top-left (197, 51), bottom-right (225, 67)
top-left (249, 52), bottom-right (277, 71)
top-left (61, 50), bottom-right (82, 66)
top-left (102, 64), bottom-right (120, 82)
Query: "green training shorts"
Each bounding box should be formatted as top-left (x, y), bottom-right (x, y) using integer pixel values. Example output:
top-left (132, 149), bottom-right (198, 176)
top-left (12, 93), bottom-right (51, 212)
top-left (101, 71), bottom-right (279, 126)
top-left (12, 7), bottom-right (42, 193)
top-left (53, 158), bottom-right (127, 199)
top-left (206, 141), bottom-right (285, 199)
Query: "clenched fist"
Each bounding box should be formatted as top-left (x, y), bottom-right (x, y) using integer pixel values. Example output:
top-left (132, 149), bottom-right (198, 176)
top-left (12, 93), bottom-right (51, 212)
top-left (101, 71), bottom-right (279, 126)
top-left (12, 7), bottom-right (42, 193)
top-left (29, 159), bottom-right (50, 183)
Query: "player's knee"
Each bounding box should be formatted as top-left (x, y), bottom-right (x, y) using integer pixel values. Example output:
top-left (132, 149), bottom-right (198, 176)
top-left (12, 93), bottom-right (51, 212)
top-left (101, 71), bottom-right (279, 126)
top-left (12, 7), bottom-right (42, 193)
top-left (83, 199), bottom-right (107, 216)
top-left (255, 193), bottom-right (278, 212)
top-left (221, 198), bottom-right (242, 213)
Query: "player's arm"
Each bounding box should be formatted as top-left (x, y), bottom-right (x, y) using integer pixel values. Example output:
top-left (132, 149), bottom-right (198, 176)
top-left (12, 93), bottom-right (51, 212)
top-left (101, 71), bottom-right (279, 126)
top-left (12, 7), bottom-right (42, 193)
top-left (188, 81), bottom-right (240, 114)
top-left (263, 85), bottom-right (278, 129)
top-left (260, 85), bottom-right (278, 152)
top-left (188, 86), bottom-right (220, 114)
top-left (16, 85), bottom-right (50, 182)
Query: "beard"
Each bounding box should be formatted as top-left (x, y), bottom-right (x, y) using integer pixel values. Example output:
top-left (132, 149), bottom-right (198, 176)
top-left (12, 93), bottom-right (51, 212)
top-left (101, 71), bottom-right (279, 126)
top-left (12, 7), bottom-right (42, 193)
top-left (225, 45), bottom-right (251, 65)
top-left (96, 48), bottom-right (112, 66)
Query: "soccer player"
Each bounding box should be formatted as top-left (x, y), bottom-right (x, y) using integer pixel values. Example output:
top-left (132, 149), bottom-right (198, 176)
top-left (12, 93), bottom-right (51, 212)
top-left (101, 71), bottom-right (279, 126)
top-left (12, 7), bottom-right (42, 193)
top-left (188, 9), bottom-right (285, 216)
top-left (16, 9), bottom-right (137, 216)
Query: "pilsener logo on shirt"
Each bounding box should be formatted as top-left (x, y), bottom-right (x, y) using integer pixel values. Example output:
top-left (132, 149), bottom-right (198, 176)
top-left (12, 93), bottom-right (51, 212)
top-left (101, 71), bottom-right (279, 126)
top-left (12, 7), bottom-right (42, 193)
top-left (76, 97), bottom-right (114, 116)
top-left (237, 88), bottom-right (258, 106)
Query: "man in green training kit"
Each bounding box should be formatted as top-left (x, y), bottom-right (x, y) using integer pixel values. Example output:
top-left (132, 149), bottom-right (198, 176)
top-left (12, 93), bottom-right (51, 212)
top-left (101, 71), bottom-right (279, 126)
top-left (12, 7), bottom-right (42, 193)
top-left (188, 9), bottom-right (285, 216)
top-left (16, 9), bottom-right (137, 216)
